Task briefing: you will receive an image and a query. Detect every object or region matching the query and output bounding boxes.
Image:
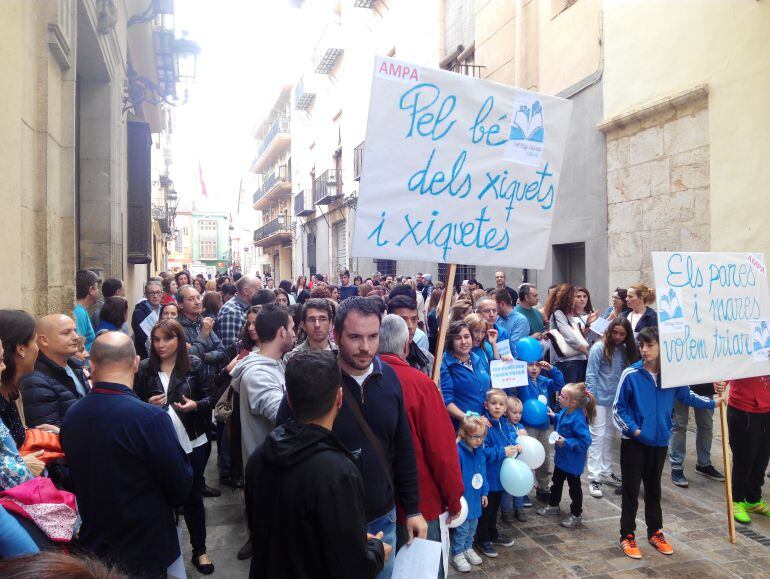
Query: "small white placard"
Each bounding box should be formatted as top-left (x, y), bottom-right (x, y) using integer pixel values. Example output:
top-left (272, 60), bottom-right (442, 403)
top-left (489, 359), bottom-right (528, 388)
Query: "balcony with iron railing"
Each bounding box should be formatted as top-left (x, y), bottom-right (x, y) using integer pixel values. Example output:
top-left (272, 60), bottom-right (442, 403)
top-left (313, 169), bottom-right (341, 205)
top-left (451, 62), bottom-right (486, 78)
top-left (295, 76), bottom-right (315, 110)
top-left (253, 217), bottom-right (292, 247)
top-left (294, 190), bottom-right (315, 217)
top-left (354, 141), bottom-right (364, 181)
top-left (314, 21), bottom-right (343, 74)
top-left (253, 115), bottom-right (290, 173)
top-left (253, 165), bottom-right (291, 210)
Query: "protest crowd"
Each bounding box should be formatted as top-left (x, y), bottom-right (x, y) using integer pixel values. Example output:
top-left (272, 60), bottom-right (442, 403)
top-left (0, 267), bottom-right (767, 578)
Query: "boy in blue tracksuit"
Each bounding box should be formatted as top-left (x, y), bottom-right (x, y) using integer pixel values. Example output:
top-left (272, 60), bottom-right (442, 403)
top-left (512, 361), bottom-right (565, 501)
top-left (537, 383), bottom-right (594, 528)
top-left (453, 415), bottom-right (489, 573)
top-left (475, 389), bottom-right (520, 558)
top-left (612, 328), bottom-right (725, 560)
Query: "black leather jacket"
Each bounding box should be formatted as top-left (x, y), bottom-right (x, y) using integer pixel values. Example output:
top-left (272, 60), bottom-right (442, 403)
top-left (134, 355), bottom-right (213, 442)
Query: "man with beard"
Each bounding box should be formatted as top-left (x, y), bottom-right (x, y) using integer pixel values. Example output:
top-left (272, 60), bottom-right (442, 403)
top-left (276, 297), bottom-right (426, 579)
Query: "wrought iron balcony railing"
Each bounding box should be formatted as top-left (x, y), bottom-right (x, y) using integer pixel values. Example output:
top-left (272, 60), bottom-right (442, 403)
top-left (253, 165), bottom-right (290, 205)
top-left (254, 218), bottom-right (292, 244)
top-left (257, 115), bottom-right (290, 159)
top-left (313, 169), bottom-right (341, 205)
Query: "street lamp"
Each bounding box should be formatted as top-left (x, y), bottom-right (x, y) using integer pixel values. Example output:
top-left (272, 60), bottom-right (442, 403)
top-left (166, 188), bottom-right (179, 214)
top-left (174, 35), bottom-right (201, 83)
top-left (123, 36), bottom-right (201, 113)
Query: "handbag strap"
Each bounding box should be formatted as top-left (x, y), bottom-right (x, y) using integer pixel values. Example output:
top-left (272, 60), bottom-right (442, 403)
top-left (342, 384), bottom-right (394, 493)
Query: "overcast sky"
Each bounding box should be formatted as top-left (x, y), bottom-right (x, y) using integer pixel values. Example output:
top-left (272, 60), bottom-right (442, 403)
top-left (171, 0), bottom-right (305, 211)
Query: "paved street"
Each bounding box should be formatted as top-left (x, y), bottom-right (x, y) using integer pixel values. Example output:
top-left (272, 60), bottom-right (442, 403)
top-left (184, 416), bottom-right (770, 578)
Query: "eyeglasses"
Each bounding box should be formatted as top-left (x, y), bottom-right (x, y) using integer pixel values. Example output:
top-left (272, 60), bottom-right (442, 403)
top-left (306, 316), bottom-right (329, 325)
top-left (466, 434), bottom-right (484, 441)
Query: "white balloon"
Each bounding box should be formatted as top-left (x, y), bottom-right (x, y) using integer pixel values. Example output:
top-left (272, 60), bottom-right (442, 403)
top-left (538, 394), bottom-right (548, 405)
top-left (447, 496), bottom-right (468, 529)
top-left (517, 435), bottom-right (546, 469)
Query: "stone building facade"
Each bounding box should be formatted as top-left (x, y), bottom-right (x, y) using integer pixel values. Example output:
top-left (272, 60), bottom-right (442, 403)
top-left (601, 87), bottom-right (710, 291)
top-left (0, 0), bottom-right (182, 315)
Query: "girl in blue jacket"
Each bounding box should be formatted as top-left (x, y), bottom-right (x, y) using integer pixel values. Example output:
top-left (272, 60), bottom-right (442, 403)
top-left (453, 414), bottom-right (489, 573)
top-left (612, 327), bottom-right (724, 560)
top-left (537, 382), bottom-right (594, 529)
top-left (513, 361), bottom-right (564, 501)
top-left (585, 317), bottom-right (639, 497)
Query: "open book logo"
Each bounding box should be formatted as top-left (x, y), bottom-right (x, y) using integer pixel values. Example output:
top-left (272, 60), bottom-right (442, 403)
top-left (753, 322), bottom-right (770, 352)
top-left (510, 100), bottom-right (544, 143)
top-left (658, 288), bottom-right (683, 322)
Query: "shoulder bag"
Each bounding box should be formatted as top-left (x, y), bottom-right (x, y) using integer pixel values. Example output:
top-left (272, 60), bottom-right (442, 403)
top-left (342, 385), bottom-right (394, 493)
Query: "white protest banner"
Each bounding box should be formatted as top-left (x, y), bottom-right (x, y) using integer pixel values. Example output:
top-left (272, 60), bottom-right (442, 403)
top-left (489, 359), bottom-right (528, 389)
top-left (351, 56), bottom-right (573, 269)
top-left (652, 252), bottom-right (770, 387)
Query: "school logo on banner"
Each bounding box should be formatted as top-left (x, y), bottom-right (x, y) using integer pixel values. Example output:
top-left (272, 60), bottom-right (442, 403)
top-left (351, 56), bottom-right (572, 270)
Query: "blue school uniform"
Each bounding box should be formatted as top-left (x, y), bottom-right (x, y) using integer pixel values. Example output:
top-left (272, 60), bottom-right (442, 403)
top-left (553, 408), bottom-right (592, 476)
top-left (482, 412), bottom-right (518, 492)
top-left (457, 440), bottom-right (488, 520)
top-left (513, 366), bottom-right (565, 426)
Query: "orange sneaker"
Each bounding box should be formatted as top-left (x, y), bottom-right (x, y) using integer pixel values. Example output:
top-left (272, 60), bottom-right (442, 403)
top-left (620, 534), bottom-right (642, 559)
top-left (648, 530), bottom-right (673, 555)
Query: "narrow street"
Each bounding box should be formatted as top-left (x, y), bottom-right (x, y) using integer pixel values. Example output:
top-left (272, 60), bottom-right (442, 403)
top-left (184, 418), bottom-right (770, 578)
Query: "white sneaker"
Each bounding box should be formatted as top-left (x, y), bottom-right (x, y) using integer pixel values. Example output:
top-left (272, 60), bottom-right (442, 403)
top-left (464, 548), bottom-right (483, 565)
top-left (451, 552), bottom-right (471, 573)
top-left (589, 480), bottom-right (603, 498)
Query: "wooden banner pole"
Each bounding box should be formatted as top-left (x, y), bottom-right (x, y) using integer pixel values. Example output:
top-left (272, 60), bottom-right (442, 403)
top-left (718, 383), bottom-right (736, 544)
top-left (432, 264), bottom-right (457, 386)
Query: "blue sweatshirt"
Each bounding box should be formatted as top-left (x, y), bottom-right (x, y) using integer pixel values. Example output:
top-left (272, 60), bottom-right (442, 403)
top-left (471, 343), bottom-right (494, 375)
top-left (457, 440), bottom-right (488, 520)
top-left (585, 342), bottom-right (628, 407)
top-left (512, 366), bottom-right (565, 425)
top-left (441, 351), bottom-right (490, 426)
top-left (482, 412), bottom-right (518, 492)
top-left (612, 360), bottom-right (715, 448)
top-left (553, 408), bottom-right (592, 476)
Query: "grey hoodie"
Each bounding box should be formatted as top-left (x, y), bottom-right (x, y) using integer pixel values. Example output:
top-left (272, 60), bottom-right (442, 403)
top-left (231, 351), bottom-right (285, 466)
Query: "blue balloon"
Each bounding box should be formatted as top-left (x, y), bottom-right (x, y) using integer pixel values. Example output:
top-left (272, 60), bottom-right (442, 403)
top-left (515, 337), bottom-right (543, 363)
top-left (500, 457), bottom-right (535, 496)
top-left (522, 398), bottom-right (549, 427)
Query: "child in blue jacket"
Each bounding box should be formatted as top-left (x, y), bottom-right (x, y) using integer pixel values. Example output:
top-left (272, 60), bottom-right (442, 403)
top-left (453, 414), bottom-right (489, 573)
top-left (612, 327), bottom-right (725, 560)
top-left (537, 382), bottom-right (594, 528)
top-left (476, 389), bottom-right (520, 559)
top-left (513, 361), bottom-right (565, 501)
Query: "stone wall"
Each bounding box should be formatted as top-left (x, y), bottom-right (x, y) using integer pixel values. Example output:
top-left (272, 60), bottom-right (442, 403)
top-left (599, 86), bottom-right (710, 294)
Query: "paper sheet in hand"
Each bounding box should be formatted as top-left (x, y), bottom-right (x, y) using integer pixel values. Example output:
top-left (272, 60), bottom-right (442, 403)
top-left (439, 512), bottom-right (450, 578)
top-left (496, 338), bottom-right (512, 358)
top-left (392, 537), bottom-right (442, 579)
top-left (589, 317), bottom-right (610, 336)
top-left (489, 359), bottom-right (528, 388)
top-left (140, 310), bottom-right (159, 338)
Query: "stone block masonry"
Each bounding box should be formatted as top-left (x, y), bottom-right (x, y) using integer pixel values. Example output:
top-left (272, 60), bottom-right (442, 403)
top-left (599, 85), bottom-right (711, 295)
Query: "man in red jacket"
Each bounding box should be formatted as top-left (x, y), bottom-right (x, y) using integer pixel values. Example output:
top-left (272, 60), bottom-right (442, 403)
top-left (378, 314), bottom-right (464, 575)
top-left (727, 372), bottom-right (770, 523)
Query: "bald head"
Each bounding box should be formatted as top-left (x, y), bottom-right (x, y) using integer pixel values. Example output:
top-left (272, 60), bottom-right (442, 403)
top-left (90, 332), bottom-right (139, 387)
top-left (37, 314), bottom-right (72, 337)
top-left (37, 314), bottom-right (79, 364)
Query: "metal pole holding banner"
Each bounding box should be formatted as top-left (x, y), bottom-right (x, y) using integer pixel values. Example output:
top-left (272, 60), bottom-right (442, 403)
top-left (432, 264), bottom-right (457, 386)
top-left (718, 384), bottom-right (736, 544)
